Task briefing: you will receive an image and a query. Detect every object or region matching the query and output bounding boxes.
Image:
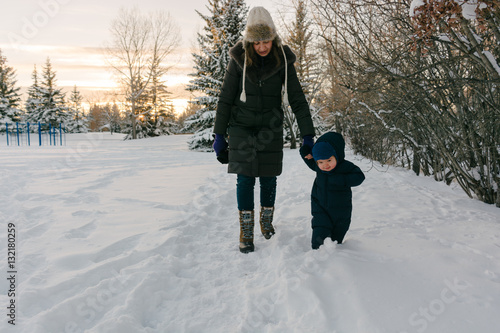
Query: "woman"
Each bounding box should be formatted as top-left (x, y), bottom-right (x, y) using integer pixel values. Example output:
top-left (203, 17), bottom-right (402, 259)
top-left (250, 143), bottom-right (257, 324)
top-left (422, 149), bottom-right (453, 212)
top-left (213, 6), bottom-right (315, 253)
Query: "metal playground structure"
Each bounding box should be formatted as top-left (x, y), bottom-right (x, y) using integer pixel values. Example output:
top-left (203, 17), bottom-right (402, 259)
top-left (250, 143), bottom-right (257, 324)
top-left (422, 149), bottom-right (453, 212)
top-left (2, 122), bottom-right (66, 146)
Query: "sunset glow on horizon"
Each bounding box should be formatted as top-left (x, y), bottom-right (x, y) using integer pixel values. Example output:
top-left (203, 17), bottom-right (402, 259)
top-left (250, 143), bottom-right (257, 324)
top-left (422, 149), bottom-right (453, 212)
top-left (0, 0), bottom-right (272, 116)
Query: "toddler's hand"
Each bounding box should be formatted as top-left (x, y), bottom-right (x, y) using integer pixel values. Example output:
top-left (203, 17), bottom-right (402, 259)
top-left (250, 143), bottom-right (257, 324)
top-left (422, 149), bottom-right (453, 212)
top-left (300, 144), bottom-right (313, 159)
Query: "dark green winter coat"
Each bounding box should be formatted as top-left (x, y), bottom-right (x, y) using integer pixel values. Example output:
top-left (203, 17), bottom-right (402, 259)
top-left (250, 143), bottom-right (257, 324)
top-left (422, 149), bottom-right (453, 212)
top-left (214, 41), bottom-right (315, 177)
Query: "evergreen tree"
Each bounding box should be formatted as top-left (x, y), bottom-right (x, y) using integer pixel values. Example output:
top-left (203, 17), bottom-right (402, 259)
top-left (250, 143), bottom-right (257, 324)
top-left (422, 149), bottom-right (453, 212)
top-left (88, 103), bottom-right (123, 133)
top-left (25, 58), bottom-right (70, 128)
top-left (123, 77), bottom-right (152, 139)
top-left (177, 96), bottom-right (202, 128)
top-left (0, 50), bottom-right (22, 125)
top-left (68, 85), bottom-right (88, 133)
top-left (125, 71), bottom-right (178, 138)
top-left (107, 103), bottom-right (124, 134)
top-left (24, 65), bottom-right (44, 125)
top-left (184, 0), bottom-right (248, 150)
top-left (147, 73), bottom-right (177, 136)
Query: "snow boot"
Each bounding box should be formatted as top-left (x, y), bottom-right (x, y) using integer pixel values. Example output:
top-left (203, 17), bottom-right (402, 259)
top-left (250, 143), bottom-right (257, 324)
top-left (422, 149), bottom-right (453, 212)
top-left (311, 227), bottom-right (331, 250)
top-left (239, 210), bottom-right (255, 253)
top-left (259, 206), bottom-right (275, 240)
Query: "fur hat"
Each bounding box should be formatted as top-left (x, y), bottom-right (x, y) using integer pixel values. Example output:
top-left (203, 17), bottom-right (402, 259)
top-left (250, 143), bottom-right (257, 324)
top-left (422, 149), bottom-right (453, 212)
top-left (312, 141), bottom-right (338, 161)
top-left (243, 7), bottom-right (277, 43)
top-left (240, 7), bottom-right (289, 105)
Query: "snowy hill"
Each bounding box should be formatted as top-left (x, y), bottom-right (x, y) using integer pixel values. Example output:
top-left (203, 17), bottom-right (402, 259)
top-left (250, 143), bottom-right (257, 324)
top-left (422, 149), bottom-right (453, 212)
top-left (1, 133), bottom-right (499, 333)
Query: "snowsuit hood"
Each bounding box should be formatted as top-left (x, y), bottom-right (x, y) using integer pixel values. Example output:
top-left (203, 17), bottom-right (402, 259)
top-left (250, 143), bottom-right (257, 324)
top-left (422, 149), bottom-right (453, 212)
top-left (314, 132), bottom-right (346, 163)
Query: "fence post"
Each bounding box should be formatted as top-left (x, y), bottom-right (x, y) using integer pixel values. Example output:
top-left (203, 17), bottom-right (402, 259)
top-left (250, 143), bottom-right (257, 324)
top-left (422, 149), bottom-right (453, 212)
top-left (16, 122), bottom-right (20, 146)
top-left (38, 122), bottom-right (42, 146)
top-left (27, 122), bottom-right (31, 146)
top-left (6, 123), bottom-right (9, 146)
top-left (59, 123), bottom-right (63, 146)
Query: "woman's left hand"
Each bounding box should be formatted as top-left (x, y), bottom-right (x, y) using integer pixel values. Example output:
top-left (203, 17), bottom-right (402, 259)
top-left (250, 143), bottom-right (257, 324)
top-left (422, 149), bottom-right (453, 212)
top-left (302, 135), bottom-right (314, 148)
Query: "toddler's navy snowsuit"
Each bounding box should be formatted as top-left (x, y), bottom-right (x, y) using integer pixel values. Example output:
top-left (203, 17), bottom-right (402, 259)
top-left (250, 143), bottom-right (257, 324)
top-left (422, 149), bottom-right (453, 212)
top-left (300, 132), bottom-right (365, 249)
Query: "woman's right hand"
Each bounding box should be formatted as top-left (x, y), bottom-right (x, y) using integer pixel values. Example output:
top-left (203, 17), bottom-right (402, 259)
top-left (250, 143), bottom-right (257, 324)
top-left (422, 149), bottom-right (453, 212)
top-left (300, 144), bottom-right (313, 159)
top-left (213, 134), bottom-right (228, 156)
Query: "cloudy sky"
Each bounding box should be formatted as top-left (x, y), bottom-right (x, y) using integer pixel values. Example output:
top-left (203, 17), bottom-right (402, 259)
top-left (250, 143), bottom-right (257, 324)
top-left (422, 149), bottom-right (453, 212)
top-left (0, 0), bottom-right (282, 110)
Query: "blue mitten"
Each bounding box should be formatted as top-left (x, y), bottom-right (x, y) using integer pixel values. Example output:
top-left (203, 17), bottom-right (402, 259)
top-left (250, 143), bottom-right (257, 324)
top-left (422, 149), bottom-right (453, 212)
top-left (213, 134), bottom-right (229, 164)
top-left (213, 134), bottom-right (228, 156)
top-left (302, 135), bottom-right (314, 149)
top-left (300, 144), bottom-right (312, 158)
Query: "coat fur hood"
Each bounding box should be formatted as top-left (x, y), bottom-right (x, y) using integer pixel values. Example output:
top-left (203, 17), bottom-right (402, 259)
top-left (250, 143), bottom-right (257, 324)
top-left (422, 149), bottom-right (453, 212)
top-left (229, 41), bottom-right (296, 85)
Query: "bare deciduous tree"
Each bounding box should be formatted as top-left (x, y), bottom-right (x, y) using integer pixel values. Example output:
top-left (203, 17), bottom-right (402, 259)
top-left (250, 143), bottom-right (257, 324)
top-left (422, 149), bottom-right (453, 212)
top-left (311, 0), bottom-right (500, 207)
top-left (105, 7), bottom-right (180, 139)
top-left (280, 0), bottom-right (326, 148)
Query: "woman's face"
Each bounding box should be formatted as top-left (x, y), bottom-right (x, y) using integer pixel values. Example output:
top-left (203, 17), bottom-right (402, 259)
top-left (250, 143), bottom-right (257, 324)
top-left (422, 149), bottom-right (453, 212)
top-left (253, 40), bottom-right (273, 57)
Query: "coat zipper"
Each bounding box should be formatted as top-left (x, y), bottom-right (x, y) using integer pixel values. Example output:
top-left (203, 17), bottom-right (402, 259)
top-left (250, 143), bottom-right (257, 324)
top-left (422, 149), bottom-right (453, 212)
top-left (258, 80), bottom-right (263, 110)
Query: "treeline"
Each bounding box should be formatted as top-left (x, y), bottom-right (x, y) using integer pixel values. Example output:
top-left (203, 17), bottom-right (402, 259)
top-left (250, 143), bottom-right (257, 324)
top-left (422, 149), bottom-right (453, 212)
top-left (0, 54), bottom-right (88, 133)
top-left (0, 0), bottom-right (498, 206)
top-left (0, 7), bottom-right (185, 139)
top-left (0, 52), bottom-right (184, 137)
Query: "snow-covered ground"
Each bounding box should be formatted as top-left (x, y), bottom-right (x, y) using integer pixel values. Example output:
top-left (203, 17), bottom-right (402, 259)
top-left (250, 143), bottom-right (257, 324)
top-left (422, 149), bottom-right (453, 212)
top-left (1, 133), bottom-right (499, 333)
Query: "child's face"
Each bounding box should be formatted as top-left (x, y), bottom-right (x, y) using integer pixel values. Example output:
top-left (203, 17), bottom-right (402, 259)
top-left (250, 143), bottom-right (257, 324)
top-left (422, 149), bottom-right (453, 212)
top-left (317, 156), bottom-right (337, 172)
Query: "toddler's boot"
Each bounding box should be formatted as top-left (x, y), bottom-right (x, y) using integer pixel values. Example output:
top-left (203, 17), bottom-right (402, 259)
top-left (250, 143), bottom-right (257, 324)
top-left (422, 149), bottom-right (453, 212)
top-left (239, 210), bottom-right (255, 253)
top-left (259, 206), bottom-right (275, 240)
top-left (311, 227), bottom-right (331, 250)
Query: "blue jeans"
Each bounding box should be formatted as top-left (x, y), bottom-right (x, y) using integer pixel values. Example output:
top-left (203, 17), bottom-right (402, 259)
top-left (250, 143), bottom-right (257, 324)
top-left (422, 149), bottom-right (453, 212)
top-left (237, 175), bottom-right (277, 211)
